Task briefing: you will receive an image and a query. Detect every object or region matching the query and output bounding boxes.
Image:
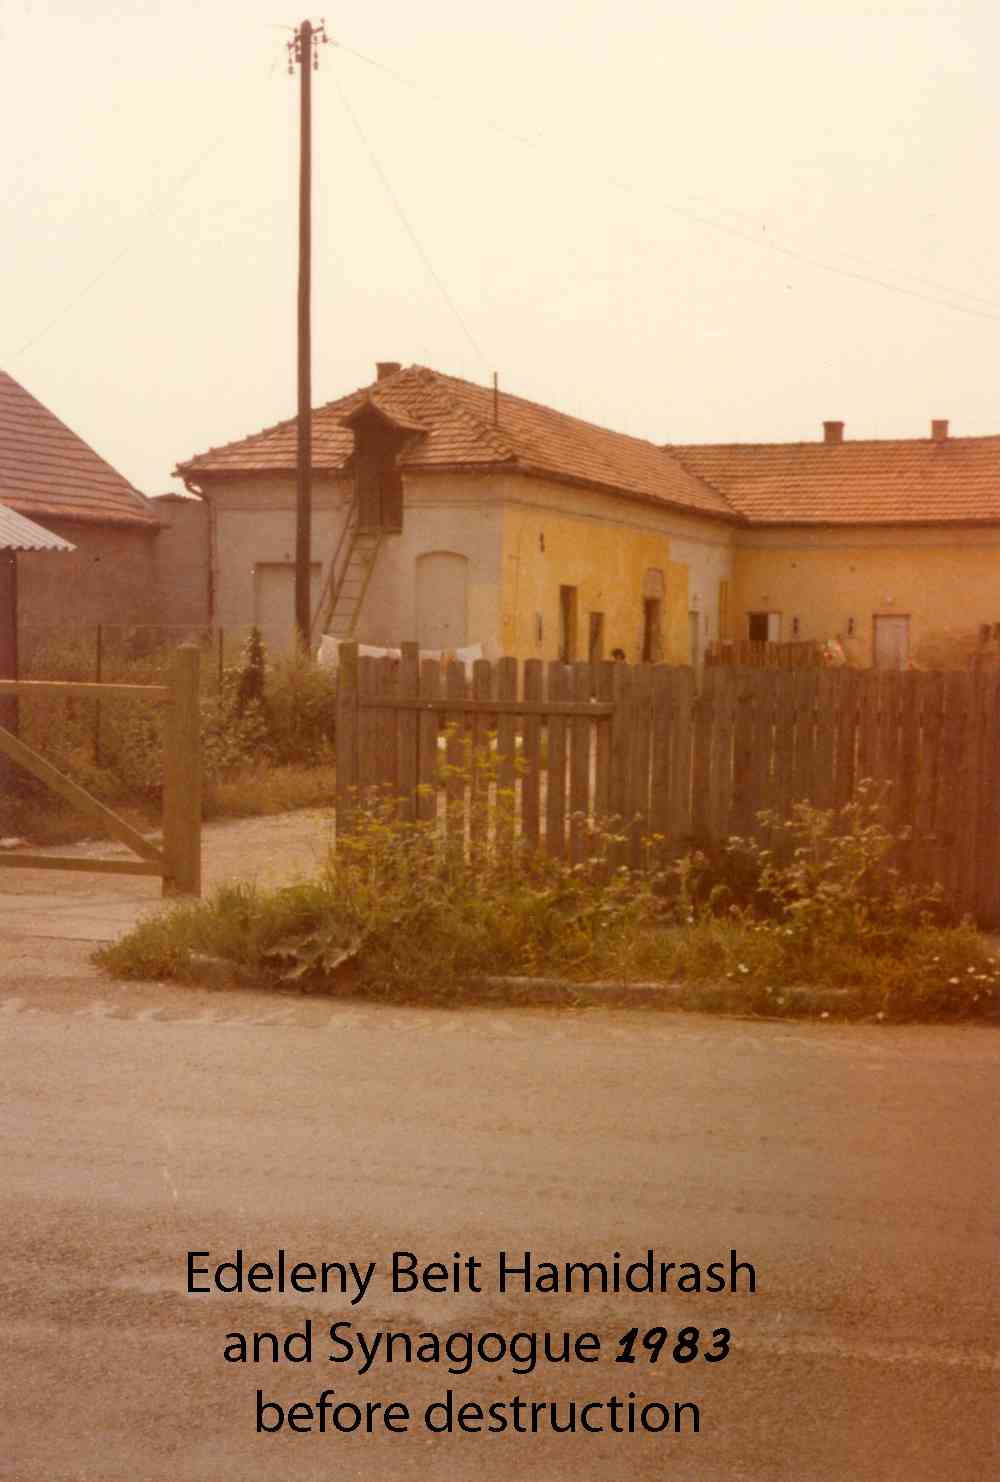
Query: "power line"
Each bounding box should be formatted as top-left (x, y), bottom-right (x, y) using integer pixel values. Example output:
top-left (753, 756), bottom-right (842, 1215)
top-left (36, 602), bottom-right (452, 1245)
top-left (331, 37), bottom-right (1000, 326)
top-left (330, 60), bottom-right (490, 366)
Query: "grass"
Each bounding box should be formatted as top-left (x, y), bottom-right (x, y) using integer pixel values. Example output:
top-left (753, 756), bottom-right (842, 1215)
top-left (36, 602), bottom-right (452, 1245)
top-left (203, 763), bottom-right (337, 820)
top-left (2, 629), bottom-right (339, 843)
top-left (94, 770), bottom-right (1000, 1023)
top-left (0, 764), bottom-right (338, 845)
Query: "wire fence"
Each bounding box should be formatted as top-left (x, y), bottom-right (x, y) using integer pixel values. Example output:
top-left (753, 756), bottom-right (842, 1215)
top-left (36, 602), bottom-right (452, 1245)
top-left (17, 625), bottom-right (257, 688)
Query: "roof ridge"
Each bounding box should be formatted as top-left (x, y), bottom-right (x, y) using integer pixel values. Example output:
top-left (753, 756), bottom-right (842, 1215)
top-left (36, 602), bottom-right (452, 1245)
top-left (416, 368), bottom-right (519, 462)
top-left (672, 432), bottom-right (1000, 450)
top-left (434, 367), bottom-right (689, 460)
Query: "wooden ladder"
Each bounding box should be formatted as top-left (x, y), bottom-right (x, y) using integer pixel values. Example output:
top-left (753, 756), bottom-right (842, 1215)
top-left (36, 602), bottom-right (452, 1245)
top-left (313, 505), bottom-right (383, 642)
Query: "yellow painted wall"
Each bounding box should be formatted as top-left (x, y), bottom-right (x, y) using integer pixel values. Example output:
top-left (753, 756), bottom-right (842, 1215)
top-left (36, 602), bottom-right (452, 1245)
top-left (731, 530), bottom-right (1000, 666)
top-left (501, 492), bottom-right (690, 662)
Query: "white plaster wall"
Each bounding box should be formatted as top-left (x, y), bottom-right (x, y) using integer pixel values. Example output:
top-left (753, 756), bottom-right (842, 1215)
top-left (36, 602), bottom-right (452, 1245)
top-left (203, 467), bottom-right (734, 659)
top-left (354, 473), bottom-right (506, 653)
top-left (669, 529), bottom-right (735, 646)
top-left (207, 474), bottom-right (351, 643)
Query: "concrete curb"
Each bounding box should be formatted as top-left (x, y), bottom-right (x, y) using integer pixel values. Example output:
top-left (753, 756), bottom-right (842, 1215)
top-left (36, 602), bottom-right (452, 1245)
top-left (181, 955), bottom-right (856, 1016)
top-left (453, 976), bottom-right (855, 1015)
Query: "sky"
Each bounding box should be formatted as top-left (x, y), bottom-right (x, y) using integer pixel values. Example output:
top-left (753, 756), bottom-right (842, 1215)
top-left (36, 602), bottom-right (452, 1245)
top-left (3, 0), bottom-right (999, 496)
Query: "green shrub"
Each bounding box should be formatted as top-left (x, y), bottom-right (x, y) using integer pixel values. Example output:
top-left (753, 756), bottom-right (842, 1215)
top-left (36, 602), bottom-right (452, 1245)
top-left (96, 753), bottom-right (999, 1021)
top-left (263, 650), bottom-right (337, 765)
top-left (235, 626), bottom-right (267, 713)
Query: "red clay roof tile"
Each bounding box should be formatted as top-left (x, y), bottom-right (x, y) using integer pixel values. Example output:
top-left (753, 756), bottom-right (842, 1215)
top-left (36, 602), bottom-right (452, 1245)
top-left (671, 436), bottom-right (1000, 525)
top-left (0, 370), bottom-right (158, 528)
top-left (176, 365), bottom-right (737, 520)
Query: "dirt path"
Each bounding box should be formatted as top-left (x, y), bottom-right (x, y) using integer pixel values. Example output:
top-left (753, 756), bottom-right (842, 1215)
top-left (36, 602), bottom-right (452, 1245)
top-left (0, 806), bottom-right (336, 902)
top-left (0, 809), bottom-right (338, 967)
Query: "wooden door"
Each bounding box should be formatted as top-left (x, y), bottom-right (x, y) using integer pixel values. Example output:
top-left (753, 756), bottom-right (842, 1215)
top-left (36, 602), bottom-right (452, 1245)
top-left (873, 615), bottom-right (909, 670)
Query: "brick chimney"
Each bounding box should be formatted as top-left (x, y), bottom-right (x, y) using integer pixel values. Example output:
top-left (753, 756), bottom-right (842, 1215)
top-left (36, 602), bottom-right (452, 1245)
top-left (376, 361), bottom-right (401, 381)
top-left (931, 419), bottom-right (949, 443)
top-left (823, 421), bottom-right (844, 445)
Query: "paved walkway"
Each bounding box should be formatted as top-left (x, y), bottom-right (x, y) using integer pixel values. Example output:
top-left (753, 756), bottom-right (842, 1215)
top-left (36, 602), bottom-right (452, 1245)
top-left (0, 808), bottom-right (336, 948)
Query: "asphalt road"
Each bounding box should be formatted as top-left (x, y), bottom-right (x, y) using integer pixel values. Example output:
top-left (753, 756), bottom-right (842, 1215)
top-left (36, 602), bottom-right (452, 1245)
top-left (2, 968), bottom-right (997, 1481)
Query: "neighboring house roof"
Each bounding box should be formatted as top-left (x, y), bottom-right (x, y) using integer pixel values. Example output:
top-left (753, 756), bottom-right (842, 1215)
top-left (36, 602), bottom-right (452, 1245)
top-left (0, 370), bottom-right (159, 529)
top-left (0, 503), bottom-right (76, 552)
top-left (177, 365), bottom-right (738, 521)
top-left (670, 434), bottom-right (1000, 526)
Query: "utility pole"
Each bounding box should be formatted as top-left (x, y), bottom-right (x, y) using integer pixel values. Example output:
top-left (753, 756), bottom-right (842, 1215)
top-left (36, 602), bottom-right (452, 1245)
top-left (288, 19), bottom-right (326, 649)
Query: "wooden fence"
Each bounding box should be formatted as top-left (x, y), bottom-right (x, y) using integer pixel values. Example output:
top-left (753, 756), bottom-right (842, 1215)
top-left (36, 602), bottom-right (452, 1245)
top-left (0, 644), bottom-right (202, 895)
top-left (706, 639), bottom-right (828, 668)
top-left (335, 644), bottom-right (1000, 926)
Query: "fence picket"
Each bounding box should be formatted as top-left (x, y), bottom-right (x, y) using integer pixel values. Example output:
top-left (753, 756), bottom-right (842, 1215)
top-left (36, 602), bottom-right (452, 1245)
top-left (791, 670), bottom-right (818, 808)
top-left (709, 667), bottom-right (736, 839)
top-left (668, 666), bottom-right (694, 851)
top-left (649, 666), bottom-right (673, 846)
top-left (335, 641), bottom-right (359, 834)
top-left (333, 650), bottom-right (999, 926)
top-left (398, 643), bottom-right (419, 821)
top-left (496, 657), bottom-right (518, 850)
top-left (545, 662), bottom-right (569, 859)
top-left (445, 660), bottom-right (467, 846)
top-left (729, 670), bottom-right (757, 838)
top-left (470, 659), bottom-right (493, 854)
top-left (594, 660), bottom-right (614, 822)
top-left (521, 660), bottom-right (543, 851)
top-left (856, 671), bottom-right (879, 787)
top-left (570, 662), bottom-right (592, 864)
top-left (357, 657), bottom-right (377, 794)
top-left (375, 656), bottom-right (398, 795)
top-left (628, 663), bottom-right (654, 869)
top-left (691, 665), bottom-right (715, 841)
top-left (914, 672), bottom-right (944, 888)
top-left (937, 673), bottom-right (969, 904)
top-left (416, 658), bottom-right (441, 822)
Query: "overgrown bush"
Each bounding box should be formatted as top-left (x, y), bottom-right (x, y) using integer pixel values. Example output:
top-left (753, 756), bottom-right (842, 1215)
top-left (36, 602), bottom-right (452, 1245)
top-left (4, 630), bottom-right (337, 835)
top-left (263, 650), bottom-right (337, 765)
top-left (95, 753), bottom-right (999, 1021)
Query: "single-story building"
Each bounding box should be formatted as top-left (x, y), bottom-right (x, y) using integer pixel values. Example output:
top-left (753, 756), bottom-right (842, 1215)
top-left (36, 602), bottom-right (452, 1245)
top-left (672, 419), bottom-right (1000, 668)
top-left (174, 366), bottom-right (1000, 670)
top-left (0, 370), bottom-right (213, 657)
top-left (0, 369), bottom-right (164, 640)
top-left (175, 362), bottom-right (738, 664)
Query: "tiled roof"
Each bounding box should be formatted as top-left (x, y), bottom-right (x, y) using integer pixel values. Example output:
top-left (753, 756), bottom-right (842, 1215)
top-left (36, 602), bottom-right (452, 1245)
top-left (177, 365), bottom-right (737, 520)
top-left (0, 503), bottom-right (76, 552)
top-left (670, 435), bottom-right (1000, 526)
top-left (0, 370), bottom-right (159, 528)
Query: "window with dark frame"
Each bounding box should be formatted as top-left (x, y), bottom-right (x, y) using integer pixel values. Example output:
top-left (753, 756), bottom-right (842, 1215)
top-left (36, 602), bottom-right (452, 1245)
top-left (559, 586), bottom-right (578, 663)
top-left (588, 611), bottom-right (605, 662)
top-left (642, 597), bottom-right (662, 662)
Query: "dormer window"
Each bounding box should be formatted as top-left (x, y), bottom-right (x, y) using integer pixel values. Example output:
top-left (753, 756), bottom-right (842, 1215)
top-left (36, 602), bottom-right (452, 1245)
top-left (352, 404), bottom-right (406, 532)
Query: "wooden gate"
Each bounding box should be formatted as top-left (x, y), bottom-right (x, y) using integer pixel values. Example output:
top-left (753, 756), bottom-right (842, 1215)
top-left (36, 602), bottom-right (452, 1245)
top-left (0, 644), bottom-right (201, 896)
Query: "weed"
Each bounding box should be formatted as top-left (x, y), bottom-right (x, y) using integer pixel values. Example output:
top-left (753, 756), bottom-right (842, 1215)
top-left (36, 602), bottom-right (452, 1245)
top-left (95, 755), bottom-right (999, 1022)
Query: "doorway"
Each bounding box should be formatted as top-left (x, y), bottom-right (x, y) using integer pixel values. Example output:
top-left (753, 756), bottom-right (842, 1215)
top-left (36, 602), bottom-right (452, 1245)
top-left (688, 610), bottom-right (701, 667)
top-left (873, 614), bottom-right (910, 669)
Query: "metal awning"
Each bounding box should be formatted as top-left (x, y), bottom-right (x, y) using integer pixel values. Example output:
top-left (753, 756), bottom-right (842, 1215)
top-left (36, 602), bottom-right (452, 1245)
top-left (0, 503), bottom-right (76, 552)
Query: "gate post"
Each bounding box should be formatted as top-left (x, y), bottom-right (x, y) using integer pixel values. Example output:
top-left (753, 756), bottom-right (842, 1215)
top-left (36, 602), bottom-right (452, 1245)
top-left (163, 643), bottom-right (202, 896)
